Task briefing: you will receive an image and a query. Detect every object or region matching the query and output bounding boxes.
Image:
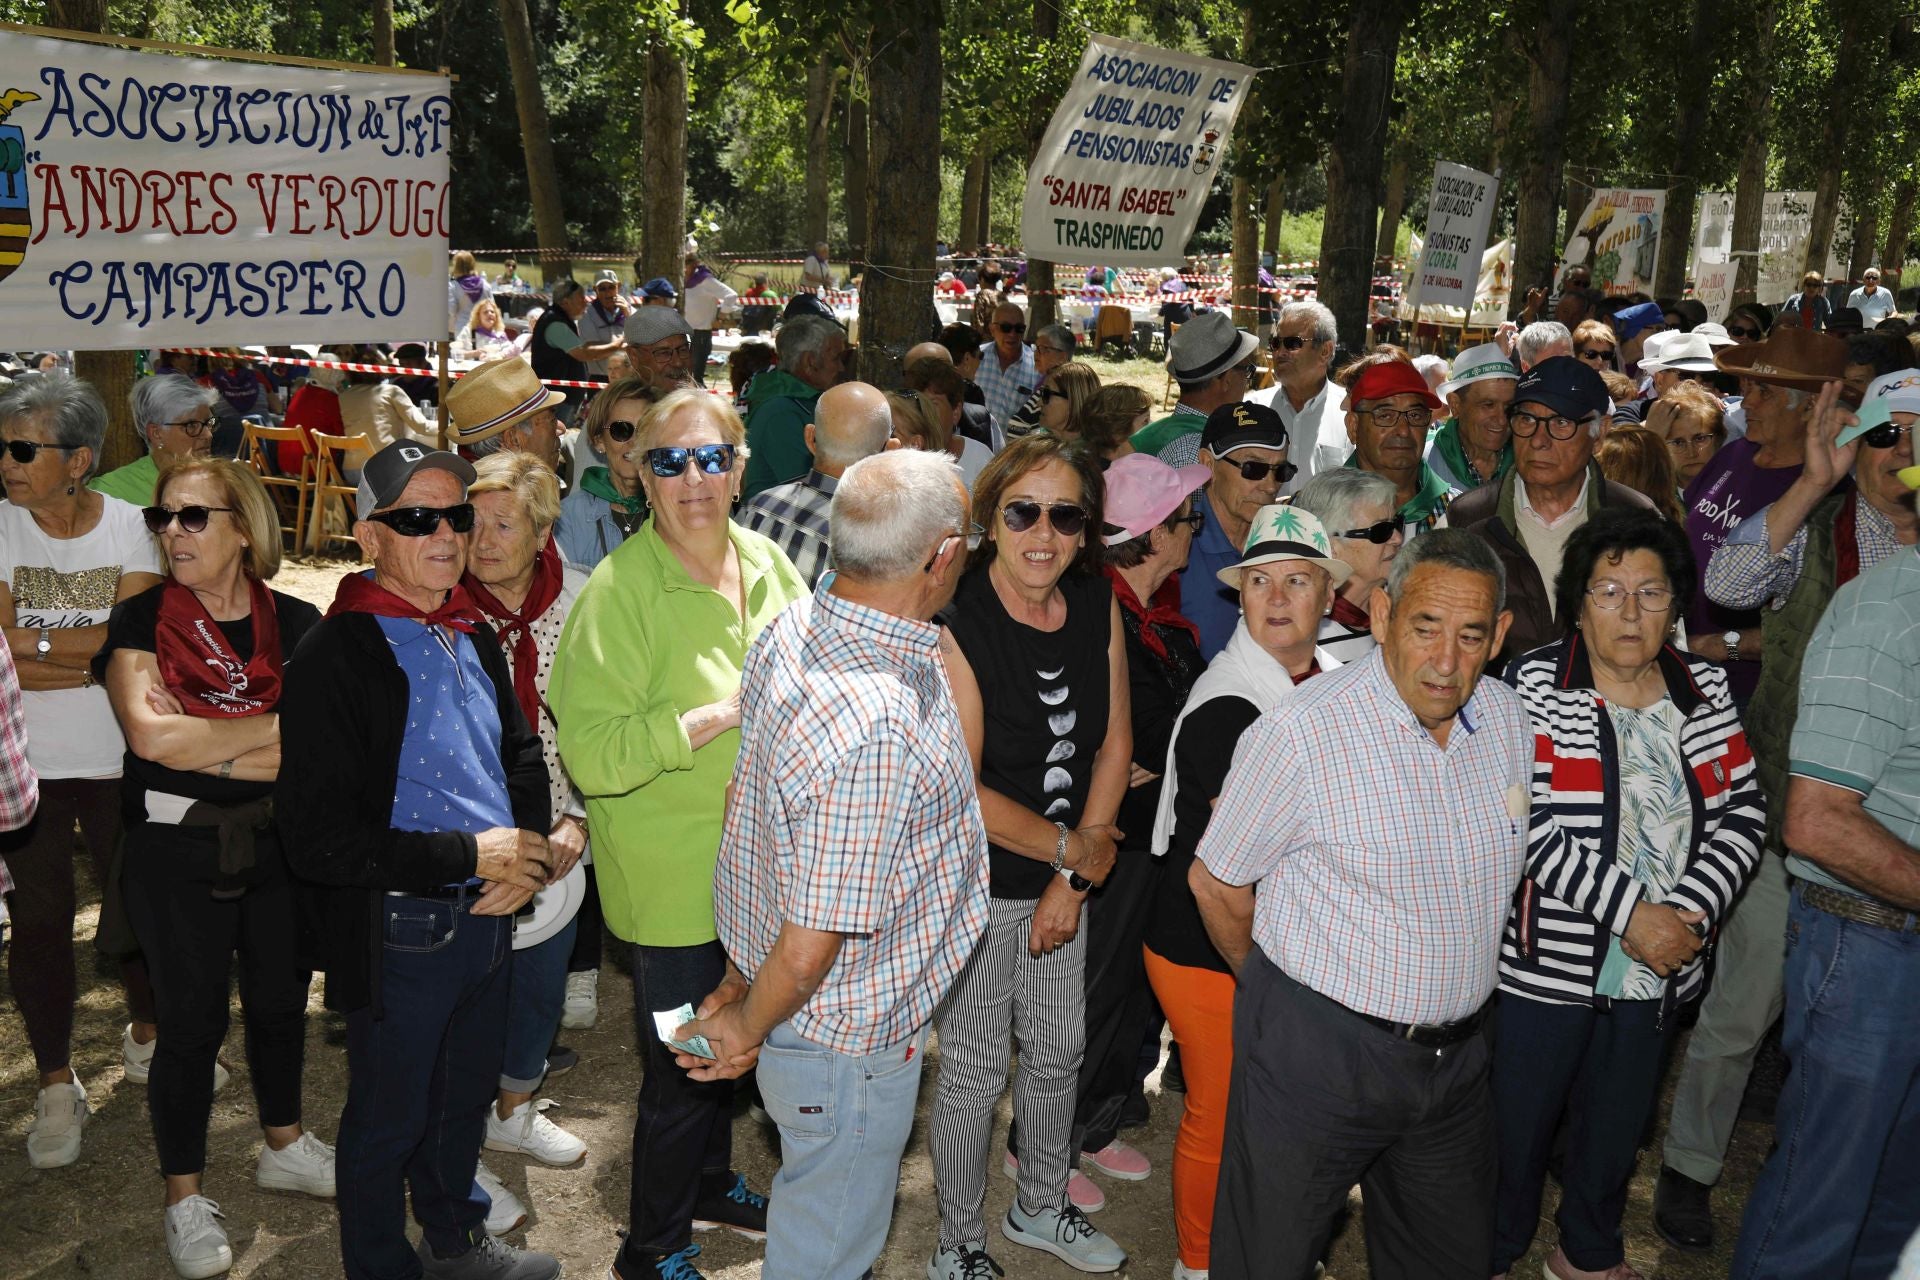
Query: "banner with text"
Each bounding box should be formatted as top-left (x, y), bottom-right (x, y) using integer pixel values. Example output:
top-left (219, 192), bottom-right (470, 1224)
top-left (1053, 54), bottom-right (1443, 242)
top-left (1564, 188), bottom-right (1666, 297)
top-left (0, 31), bottom-right (450, 349)
top-left (1412, 161), bottom-right (1496, 312)
top-left (1692, 190), bottom-right (1851, 311)
top-left (1021, 35), bottom-right (1253, 268)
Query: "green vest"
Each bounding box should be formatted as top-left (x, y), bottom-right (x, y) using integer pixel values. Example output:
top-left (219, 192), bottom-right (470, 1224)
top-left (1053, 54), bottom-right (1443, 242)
top-left (1747, 491), bottom-right (1848, 857)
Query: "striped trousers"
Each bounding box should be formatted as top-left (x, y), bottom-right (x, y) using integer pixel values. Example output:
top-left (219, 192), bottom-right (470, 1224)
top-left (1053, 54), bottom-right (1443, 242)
top-left (929, 894), bottom-right (1088, 1249)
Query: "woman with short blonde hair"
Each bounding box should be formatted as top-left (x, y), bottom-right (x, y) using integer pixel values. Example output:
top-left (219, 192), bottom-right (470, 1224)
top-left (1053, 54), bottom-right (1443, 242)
top-left (157, 459), bottom-right (284, 581)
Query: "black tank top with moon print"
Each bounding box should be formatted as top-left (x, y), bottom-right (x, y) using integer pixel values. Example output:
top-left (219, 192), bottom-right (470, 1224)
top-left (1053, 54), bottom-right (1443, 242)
top-left (943, 564), bottom-right (1112, 900)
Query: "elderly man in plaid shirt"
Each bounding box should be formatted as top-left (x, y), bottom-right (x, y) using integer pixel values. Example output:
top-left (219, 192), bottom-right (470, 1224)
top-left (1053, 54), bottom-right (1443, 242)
top-left (1190, 529), bottom-right (1532, 1280)
top-left (678, 448), bottom-right (989, 1279)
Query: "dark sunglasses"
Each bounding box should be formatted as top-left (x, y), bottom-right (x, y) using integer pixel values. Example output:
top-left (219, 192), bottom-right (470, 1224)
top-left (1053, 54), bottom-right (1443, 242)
top-left (1000, 500), bottom-right (1087, 537)
top-left (1577, 348), bottom-right (1613, 361)
top-left (646, 443), bottom-right (736, 477)
top-left (602, 419), bottom-right (639, 443)
top-left (996, 322), bottom-right (1027, 335)
top-left (1862, 422), bottom-right (1916, 450)
top-left (142, 504), bottom-right (234, 534)
top-left (1273, 335), bottom-right (1314, 351)
top-left (1335, 514), bottom-right (1406, 544)
top-left (1725, 324), bottom-right (1763, 340)
top-left (1037, 386), bottom-right (1068, 403)
top-left (366, 503), bottom-right (476, 536)
top-left (1231, 458), bottom-right (1300, 484)
top-left (1, 439), bottom-right (74, 465)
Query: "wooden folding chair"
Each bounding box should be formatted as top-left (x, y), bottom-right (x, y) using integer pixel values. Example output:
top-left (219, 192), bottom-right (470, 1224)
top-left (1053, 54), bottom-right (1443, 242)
top-left (305, 432), bottom-right (374, 553)
top-left (1093, 305), bottom-right (1135, 358)
top-left (240, 423), bottom-right (311, 554)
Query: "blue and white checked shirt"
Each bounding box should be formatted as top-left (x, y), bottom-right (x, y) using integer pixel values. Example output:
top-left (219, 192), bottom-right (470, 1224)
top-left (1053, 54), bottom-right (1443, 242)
top-left (1196, 647), bottom-right (1533, 1024)
top-left (714, 585), bottom-right (990, 1055)
top-left (974, 341), bottom-right (1039, 432)
top-left (1705, 493), bottom-right (1907, 612)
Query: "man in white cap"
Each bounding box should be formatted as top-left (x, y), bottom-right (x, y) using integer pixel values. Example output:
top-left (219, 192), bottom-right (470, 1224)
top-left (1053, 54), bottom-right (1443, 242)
top-left (1130, 310), bottom-right (1260, 458)
top-left (1426, 341), bottom-right (1518, 492)
top-left (578, 270), bottom-right (631, 378)
top-left (444, 359), bottom-right (569, 474)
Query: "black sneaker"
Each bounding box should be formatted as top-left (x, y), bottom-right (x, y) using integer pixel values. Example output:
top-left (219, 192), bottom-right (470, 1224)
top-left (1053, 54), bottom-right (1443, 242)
top-left (544, 1045), bottom-right (579, 1079)
top-left (1160, 1044), bottom-right (1187, 1094)
top-left (691, 1172), bottom-right (768, 1241)
top-left (1653, 1165), bottom-right (1714, 1251)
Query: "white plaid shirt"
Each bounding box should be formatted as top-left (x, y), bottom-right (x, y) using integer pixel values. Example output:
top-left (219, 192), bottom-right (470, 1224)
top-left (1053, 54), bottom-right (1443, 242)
top-left (1197, 648), bottom-right (1533, 1024)
top-left (715, 586), bottom-right (989, 1054)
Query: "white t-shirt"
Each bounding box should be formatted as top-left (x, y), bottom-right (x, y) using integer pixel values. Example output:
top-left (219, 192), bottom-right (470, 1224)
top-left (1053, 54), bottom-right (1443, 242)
top-left (1848, 285), bottom-right (1897, 325)
top-left (684, 275), bottom-right (740, 330)
top-left (1246, 376), bottom-right (1348, 494)
top-left (954, 436), bottom-right (994, 491)
top-left (0, 496), bottom-right (162, 778)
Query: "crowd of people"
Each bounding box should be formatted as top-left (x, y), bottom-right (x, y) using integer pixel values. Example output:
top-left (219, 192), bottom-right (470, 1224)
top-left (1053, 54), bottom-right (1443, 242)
top-left (3, 259), bottom-right (1920, 1280)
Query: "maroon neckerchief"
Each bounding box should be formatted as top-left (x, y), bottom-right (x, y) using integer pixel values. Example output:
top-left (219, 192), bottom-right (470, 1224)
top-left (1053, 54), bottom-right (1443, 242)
top-left (1329, 592), bottom-right (1372, 632)
top-left (328, 571), bottom-right (483, 634)
top-left (154, 577), bottom-right (282, 717)
top-left (463, 535), bottom-right (564, 730)
top-left (1836, 489), bottom-right (1862, 586)
top-left (1106, 567), bottom-right (1200, 663)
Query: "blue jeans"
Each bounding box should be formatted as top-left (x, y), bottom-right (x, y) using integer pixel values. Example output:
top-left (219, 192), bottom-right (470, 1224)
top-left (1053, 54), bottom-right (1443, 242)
top-left (337, 896), bottom-right (511, 1280)
top-left (757, 1021), bottom-right (926, 1279)
top-left (500, 919), bottom-right (577, 1092)
top-left (1733, 884), bottom-right (1920, 1279)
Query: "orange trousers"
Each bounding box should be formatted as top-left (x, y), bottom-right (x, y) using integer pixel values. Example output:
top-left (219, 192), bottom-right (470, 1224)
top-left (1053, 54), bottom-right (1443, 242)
top-left (1144, 944), bottom-right (1237, 1272)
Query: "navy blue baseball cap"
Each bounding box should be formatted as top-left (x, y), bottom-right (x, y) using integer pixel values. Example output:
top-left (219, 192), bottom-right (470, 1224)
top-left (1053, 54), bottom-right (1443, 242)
top-left (1512, 355), bottom-right (1610, 423)
top-left (1612, 301), bottom-right (1665, 342)
top-left (641, 276), bottom-right (679, 299)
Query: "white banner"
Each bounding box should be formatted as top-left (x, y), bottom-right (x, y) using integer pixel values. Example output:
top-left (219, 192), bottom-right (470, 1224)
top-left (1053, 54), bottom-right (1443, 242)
top-left (1398, 237), bottom-right (1512, 329)
top-left (1412, 161), bottom-right (1496, 312)
top-left (0, 31), bottom-right (451, 349)
top-left (1021, 35), bottom-right (1254, 267)
top-left (1564, 188), bottom-right (1666, 297)
top-left (1692, 190), bottom-right (1852, 314)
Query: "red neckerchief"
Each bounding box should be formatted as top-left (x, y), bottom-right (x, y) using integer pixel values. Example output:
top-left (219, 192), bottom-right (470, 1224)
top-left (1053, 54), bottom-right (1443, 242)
top-left (463, 535), bottom-right (564, 730)
top-left (1105, 567), bottom-right (1200, 663)
top-left (1330, 592), bottom-right (1371, 631)
top-left (154, 577), bottom-right (282, 718)
top-left (328, 571), bottom-right (482, 634)
top-left (1835, 489), bottom-right (1863, 587)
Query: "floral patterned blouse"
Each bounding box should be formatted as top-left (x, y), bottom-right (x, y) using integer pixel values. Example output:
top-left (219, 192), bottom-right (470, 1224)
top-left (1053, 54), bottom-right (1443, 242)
top-left (1598, 696), bottom-right (1692, 1000)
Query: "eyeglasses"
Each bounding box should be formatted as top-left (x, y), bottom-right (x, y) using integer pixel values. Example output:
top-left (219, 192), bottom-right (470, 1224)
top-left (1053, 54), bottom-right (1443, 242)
top-left (995, 322), bottom-right (1027, 335)
top-left (1577, 348), bottom-right (1613, 362)
top-left (1358, 404), bottom-right (1434, 431)
top-left (1226, 458), bottom-right (1299, 484)
top-left (1171, 507), bottom-right (1206, 533)
top-left (999, 500), bottom-right (1088, 537)
top-left (0, 439), bottom-right (74, 465)
top-left (602, 420), bottom-right (639, 443)
top-left (922, 521), bottom-right (987, 572)
top-left (166, 417), bottom-right (218, 438)
top-left (142, 504), bottom-right (234, 534)
top-left (1862, 422), bottom-right (1916, 449)
top-left (646, 443), bottom-right (736, 477)
top-left (1586, 582), bottom-right (1674, 612)
top-left (633, 338), bottom-right (691, 360)
top-left (1335, 515), bottom-right (1406, 544)
top-left (1667, 431), bottom-right (1720, 452)
top-left (366, 503), bottom-right (476, 536)
top-left (1508, 407), bottom-right (1587, 440)
top-left (1725, 324), bottom-right (1763, 341)
top-left (1273, 335), bottom-right (1314, 351)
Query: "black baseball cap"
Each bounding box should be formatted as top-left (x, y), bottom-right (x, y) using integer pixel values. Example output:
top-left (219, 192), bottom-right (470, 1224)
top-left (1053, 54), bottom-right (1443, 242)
top-left (356, 439), bottom-right (476, 520)
top-left (1200, 400), bottom-right (1289, 458)
top-left (1512, 355), bottom-right (1610, 423)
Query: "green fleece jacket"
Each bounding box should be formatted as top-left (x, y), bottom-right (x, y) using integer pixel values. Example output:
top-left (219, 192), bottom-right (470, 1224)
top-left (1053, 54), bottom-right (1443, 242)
top-left (741, 369), bottom-right (823, 500)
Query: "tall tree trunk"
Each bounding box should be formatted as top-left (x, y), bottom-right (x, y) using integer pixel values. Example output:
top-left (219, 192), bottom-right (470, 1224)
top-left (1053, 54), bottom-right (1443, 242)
top-left (844, 82), bottom-right (869, 265)
top-left (1804, 4), bottom-right (1871, 276)
top-left (803, 53), bottom-right (837, 250)
top-left (1510, 0), bottom-right (1576, 316)
top-left (856, 5), bottom-right (942, 385)
top-left (1883, 171), bottom-right (1917, 290)
top-left (1317, 0), bottom-right (1407, 347)
top-left (497, 0), bottom-right (571, 284)
top-left (373, 0), bottom-right (395, 66)
top-left (1374, 150), bottom-right (1408, 266)
top-left (1653, 0), bottom-right (1714, 299)
top-left (1229, 10), bottom-right (1261, 333)
top-left (1730, 0), bottom-right (1777, 306)
top-left (959, 149), bottom-right (985, 254)
top-left (48, 0), bottom-right (136, 469)
top-left (1025, 0), bottom-right (1061, 329)
top-left (641, 33), bottom-right (689, 289)
top-left (1847, 203), bottom-right (1879, 289)
top-left (1263, 175), bottom-right (1284, 257)
top-left (1562, 172), bottom-right (1584, 249)
top-left (976, 150), bottom-right (992, 248)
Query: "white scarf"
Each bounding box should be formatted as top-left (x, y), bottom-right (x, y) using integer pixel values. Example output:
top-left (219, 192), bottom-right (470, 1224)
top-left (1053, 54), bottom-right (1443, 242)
top-left (1150, 619), bottom-right (1341, 856)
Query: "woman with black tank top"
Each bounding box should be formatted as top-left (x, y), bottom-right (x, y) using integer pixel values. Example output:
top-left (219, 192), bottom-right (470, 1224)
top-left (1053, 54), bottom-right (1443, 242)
top-left (928, 435), bottom-right (1132, 1278)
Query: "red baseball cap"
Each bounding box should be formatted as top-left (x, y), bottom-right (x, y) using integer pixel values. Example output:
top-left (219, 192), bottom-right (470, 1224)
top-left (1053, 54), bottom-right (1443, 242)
top-left (1349, 359), bottom-right (1444, 410)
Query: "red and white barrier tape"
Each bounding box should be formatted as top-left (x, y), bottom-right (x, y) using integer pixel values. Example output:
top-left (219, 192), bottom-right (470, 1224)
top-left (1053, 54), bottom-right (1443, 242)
top-left (164, 348), bottom-right (608, 390)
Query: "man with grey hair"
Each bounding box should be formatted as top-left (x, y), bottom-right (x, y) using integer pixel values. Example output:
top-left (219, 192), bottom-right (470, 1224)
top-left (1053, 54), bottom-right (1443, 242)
top-left (1247, 299), bottom-right (1347, 483)
top-left (1191, 526), bottom-right (1529, 1278)
top-left (1003, 324), bottom-right (1080, 439)
top-left (91, 374), bottom-right (218, 505)
top-left (740, 381), bottom-right (899, 587)
top-left (1445, 355), bottom-right (1653, 665)
top-left (1514, 320), bottom-right (1573, 372)
top-left (683, 447), bottom-right (988, 1280)
top-left (743, 313), bottom-right (848, 500)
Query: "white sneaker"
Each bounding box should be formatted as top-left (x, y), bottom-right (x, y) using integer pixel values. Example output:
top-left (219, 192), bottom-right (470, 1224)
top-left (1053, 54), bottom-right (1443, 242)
top-left (122, 1026), bottom-right (231, 1092)
top-left (476, 1161), bottom-right (528, 1235)
top-left (27, 1078), bottom-right (90, 1169)
top-left (164, 1195), bottom-right (233, 1279)
top-left (561, 970), bottom-right (598, 1029)
top-left (484, 1098), bottom-right (586, 1166)
top-left (255, 1131), bottom-right (336, 1197)
top-left (1173, 1263), bottom-right (1209, 1279)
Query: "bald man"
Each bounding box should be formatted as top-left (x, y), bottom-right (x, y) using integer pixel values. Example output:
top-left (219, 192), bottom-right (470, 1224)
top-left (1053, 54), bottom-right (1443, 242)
top-left (739, 382), bottom-right (899, 587)
top-left (903, 342), bottom-right (998, 451)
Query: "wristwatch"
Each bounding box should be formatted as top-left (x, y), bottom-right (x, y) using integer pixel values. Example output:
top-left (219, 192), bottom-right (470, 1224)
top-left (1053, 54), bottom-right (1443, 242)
top-left (34, 626), bottom-right (49, 662)
top-left (1721, 629), bottom-right (1742, 661)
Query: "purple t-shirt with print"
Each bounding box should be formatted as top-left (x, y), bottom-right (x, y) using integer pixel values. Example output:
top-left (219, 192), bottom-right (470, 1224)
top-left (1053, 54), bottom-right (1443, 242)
top-left (1682, 438), bottom-right (1802, 700)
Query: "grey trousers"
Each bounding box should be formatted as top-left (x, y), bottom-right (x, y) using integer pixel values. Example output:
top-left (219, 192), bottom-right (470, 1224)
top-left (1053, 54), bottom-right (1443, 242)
top-left (929, 894), bottom-right (1087, 1249)
top-left (1662, 849), bottom-right (1792, 1185)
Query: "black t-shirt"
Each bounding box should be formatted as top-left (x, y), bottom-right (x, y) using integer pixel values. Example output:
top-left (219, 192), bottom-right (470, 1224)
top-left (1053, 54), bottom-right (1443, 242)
top-left (95, 583), bottom-right (322, 819)
top-left (943, 565), bottom-right (1112, 900)
top-left (1145, 694), bottom-right (1260, 973)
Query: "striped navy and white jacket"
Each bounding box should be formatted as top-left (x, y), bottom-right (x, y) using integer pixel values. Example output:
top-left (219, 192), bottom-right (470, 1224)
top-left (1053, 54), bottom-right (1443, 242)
top-left (1500, 636), bottom-right (1767, 1010)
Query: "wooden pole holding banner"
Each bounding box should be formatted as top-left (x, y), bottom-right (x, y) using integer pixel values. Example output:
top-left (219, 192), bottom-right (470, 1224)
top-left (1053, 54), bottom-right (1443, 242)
top-left (437, 343), bottom-right (450, 451)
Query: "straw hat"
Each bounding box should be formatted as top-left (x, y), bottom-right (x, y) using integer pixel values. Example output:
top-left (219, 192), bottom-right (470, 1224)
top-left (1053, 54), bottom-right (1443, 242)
top-left (443, 357), bottom-right (568, 447)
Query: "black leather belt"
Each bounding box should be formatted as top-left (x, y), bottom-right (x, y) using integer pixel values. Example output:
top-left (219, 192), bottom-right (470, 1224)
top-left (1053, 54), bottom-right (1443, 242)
top-left (386, 884), bottom-right (478, 902)
top-left (1800, 880), bottom-right (1920, 935)
top-left (1345, 1004), bottom-right (1486, 1049)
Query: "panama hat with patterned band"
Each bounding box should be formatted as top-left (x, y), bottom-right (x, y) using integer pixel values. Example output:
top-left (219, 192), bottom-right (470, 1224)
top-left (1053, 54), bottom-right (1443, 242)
top-left (1217, 502), bottom-right (1352, 589)
top-left (1713, 325), bottom-right (1856, 402)
top-left (1436, 342), bottom-right (1518, 399)
top-left (443, 356), bottom-right (569, 447)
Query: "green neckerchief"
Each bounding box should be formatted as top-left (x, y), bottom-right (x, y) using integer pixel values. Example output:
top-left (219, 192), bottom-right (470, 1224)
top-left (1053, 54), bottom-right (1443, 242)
top-left (1343, 454), bottom-right (1456, 527)
top-left (1428, 418), bottom-right (1512, 490)
top-left (581, 466), bottom-right (648, 513)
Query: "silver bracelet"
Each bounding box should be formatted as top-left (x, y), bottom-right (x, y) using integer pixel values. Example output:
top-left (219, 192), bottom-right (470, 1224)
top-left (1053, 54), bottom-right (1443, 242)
top-left (1050, 820), bottom-right (1070, 874)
